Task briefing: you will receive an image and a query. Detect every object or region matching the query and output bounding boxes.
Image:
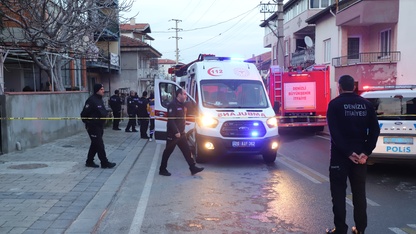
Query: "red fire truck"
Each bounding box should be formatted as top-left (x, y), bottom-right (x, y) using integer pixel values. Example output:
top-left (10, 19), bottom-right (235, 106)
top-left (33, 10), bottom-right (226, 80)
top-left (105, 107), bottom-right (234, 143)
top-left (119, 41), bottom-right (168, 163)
top-left (268, 65), bottom-right (330, 132)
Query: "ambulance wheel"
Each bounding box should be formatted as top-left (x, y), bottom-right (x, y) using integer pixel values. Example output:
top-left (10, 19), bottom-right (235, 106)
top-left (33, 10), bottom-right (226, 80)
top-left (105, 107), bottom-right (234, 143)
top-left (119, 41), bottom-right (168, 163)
top-left (263, 152), bottom-right (277, 163)
top-left (195, 143), bottom-right (209, 163)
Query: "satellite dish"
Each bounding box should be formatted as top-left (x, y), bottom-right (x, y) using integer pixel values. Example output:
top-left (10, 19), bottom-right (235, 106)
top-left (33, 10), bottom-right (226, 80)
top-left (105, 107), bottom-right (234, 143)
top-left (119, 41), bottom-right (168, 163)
top-left (304, 36), bottom-right (314, 47)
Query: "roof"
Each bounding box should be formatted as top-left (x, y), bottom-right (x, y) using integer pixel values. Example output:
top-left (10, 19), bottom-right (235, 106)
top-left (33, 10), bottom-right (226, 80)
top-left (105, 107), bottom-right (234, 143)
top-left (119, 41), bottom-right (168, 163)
top-left (120, 36), bottom-right (162, 57)
top-left (120, 35), bottom-right (149, 47)
top-left (120, 23), bottom-right (151, 33)
top-left (245, 51), bottom-right (271, 64)
top-left (306, 4), bottom-right (337, 24)
top-left (158, 59), bottom-right (177, 64)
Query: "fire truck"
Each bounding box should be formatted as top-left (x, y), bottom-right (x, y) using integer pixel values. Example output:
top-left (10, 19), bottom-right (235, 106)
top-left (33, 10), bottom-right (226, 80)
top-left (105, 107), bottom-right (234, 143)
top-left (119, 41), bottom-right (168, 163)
top-left (268, 65), bottom-right (330, 132)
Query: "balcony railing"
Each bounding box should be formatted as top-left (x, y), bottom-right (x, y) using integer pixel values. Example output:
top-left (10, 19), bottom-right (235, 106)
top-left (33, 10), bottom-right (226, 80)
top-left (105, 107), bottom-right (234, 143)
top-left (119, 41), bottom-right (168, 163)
top-left (291, 49), bottom-right (315, 67)
top-left (332, 51), bottom-right (401, 67)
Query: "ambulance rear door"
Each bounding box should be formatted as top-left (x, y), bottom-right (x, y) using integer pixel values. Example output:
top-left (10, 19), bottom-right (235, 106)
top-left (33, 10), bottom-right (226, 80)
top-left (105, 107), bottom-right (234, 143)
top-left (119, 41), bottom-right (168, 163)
top-left (154, 79), bottom-right (196, 142)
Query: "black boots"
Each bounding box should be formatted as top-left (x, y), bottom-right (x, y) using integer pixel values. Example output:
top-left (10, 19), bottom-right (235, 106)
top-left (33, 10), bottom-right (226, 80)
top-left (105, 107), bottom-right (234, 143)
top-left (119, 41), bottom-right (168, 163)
top-left (190, 165), bottom-right (204, 175)
top-left (101, 162), bottom-right (116, 169)
top-left (159, 169), bottom-right (171, 176)
top-left (85, 162), bottom-right (99, 168)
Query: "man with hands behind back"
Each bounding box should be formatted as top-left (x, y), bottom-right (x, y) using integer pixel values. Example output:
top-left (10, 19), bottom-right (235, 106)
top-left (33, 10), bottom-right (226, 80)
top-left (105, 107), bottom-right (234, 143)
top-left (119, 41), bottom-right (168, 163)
top-left (326, 75), bottom-right (380, 234)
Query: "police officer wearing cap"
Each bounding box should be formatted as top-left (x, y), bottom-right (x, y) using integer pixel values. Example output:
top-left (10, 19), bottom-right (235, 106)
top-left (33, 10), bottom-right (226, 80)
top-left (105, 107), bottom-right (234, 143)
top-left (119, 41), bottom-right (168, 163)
top-left (326, 75), bottom-right (380, 234)
top-left (81, 84), bottom-right (116, 169)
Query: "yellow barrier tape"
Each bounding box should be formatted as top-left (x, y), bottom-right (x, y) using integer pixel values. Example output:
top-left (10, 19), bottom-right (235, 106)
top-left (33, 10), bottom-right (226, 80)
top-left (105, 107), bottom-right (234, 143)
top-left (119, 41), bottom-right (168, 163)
top-left (1, 116), bottom-right (329, 120)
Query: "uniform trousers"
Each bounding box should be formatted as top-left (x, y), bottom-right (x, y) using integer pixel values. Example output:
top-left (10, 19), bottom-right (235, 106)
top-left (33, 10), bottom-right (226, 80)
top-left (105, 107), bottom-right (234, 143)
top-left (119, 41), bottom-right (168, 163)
top-left (139, 118), bottom-right (149, 138)
top-left (86, 126), bottom-right (109, 164)
top-left (125, 114), bottom-right (136, 130)
top-left (112, 110), bottom-right (121, 129)
top-left (160, 134), bottom-right (195, 170)
top-left (329, 153), bottom-right (367, 234)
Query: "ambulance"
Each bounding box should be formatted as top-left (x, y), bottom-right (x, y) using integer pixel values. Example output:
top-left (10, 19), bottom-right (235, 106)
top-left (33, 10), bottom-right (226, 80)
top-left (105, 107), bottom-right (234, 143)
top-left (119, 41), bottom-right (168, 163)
top-left (361, 86), bottom-right (416, 164)
top-left (154, 54), bottom-right (280, 163)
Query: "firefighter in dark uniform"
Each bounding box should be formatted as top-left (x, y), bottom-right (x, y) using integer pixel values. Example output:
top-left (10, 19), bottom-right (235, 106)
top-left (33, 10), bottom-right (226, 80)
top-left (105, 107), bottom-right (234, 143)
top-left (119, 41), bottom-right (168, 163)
top-left (125, 90), bottom-right (138, 132)
top-left (326, 75), bottom-right (380, 234)
top-left (81, 84), bottom-right (116, 169)
top-left (137, 91), bottom-right (150, 139)
top-left (109, 89), bottom-right (122, 130)
top-left (159, 88), bottom-right (204, 176)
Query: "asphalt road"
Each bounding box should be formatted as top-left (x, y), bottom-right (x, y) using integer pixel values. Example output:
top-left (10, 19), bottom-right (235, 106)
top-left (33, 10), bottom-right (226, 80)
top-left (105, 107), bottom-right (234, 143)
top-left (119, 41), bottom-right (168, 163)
top-left (96, 130), bottom-right (416, 234)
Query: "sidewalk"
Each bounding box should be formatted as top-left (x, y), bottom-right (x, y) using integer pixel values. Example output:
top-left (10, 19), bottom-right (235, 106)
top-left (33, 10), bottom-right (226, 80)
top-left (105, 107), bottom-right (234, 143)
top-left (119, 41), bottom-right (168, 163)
top-left (0, 121), bottom-right (153, 234)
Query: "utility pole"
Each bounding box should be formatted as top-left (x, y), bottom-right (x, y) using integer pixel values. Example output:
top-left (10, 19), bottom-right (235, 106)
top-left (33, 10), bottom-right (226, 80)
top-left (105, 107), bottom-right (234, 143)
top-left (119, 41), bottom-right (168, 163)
top-left (260, 0), bottom-right (284, 70)
top-left (169, 19), bottom-right (182, 64)
top-left (276, 0), bottom-right (284, 71)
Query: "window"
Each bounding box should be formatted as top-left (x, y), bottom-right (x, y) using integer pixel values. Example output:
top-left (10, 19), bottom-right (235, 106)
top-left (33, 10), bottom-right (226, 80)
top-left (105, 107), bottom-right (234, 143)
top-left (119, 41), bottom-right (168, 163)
top-left (347, 37), bottom-right (360, 59)
top-left (380, 29), bottom-right (391, 57)
top-left (324, 39), bottom-right (331, 63)
top-left (310, 0), bottom-right (331, 8)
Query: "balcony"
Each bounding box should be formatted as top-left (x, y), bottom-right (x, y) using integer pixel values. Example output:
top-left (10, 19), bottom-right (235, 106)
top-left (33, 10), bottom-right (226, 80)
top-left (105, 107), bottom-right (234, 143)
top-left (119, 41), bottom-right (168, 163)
top-left (336, 0), bottom-right (399, 26)
top-left (291, 49), bottom-right (315, 67)
top-left (86, 50), bottom-right (120, 72)
top-left (332, 51), bottom-right (401, 67)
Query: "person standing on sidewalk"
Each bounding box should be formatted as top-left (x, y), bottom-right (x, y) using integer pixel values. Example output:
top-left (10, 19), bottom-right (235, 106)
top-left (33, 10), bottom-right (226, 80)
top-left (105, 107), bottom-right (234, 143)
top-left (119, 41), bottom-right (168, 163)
top-left (159, 88), bottom-right (204, 176)
top-left (109, 89), bottom-right (122, 130)
top-left (147, 92), bottom-right (155, 141)
top-left (125, 90), bottom-right (138, 132)
top-left (81, 84), bottom-right (116, 169)
top-left (137, 91), bottom-right (150, 139)
top-left (325, 75), bottom-right (380, 234)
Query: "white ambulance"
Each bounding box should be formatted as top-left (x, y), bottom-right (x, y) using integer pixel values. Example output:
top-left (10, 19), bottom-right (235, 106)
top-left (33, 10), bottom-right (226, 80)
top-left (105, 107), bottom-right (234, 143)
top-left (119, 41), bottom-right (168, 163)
top-left (154, 54), bottom-right (280, 163)
top-left (361, 86), bottom-right (416, 164)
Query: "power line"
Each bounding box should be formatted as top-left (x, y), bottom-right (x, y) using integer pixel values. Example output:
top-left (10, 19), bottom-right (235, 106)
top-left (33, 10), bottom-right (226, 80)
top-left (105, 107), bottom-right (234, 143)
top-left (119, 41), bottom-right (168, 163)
top-left (152, 5), bottom-right (258, 33)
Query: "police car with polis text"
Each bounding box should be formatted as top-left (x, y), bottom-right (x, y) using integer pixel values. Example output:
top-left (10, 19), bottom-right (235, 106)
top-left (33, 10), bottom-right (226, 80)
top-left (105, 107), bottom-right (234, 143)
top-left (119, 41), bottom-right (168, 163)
top-left (361, 86), bottom-right (416, 164)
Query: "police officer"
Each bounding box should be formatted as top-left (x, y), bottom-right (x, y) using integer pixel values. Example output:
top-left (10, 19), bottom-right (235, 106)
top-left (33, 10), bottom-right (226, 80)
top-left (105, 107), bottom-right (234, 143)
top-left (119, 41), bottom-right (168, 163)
top-left (137, 91), bottom-right (150, 139)
top-left (81, 84), bottom-right (116, 169)
top-left (159, 88), bottom-right (204, 176)
top-left (109, 89), bottom-right (122, 130)
top-left (326, 75), bottom-right (380, 234)
top-left (125, 90), bottom-right (138, 132)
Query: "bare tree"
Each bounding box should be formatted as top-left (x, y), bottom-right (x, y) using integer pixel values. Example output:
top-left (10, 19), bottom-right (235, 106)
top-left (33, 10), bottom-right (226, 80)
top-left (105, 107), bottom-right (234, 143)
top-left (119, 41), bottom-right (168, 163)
top-left (0, 0), bottom-right (135, 91)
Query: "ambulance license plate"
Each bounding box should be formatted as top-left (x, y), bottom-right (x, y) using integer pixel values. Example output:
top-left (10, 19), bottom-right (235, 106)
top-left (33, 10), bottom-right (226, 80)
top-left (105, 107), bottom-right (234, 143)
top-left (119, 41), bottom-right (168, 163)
top-left (232, 141), bottom-right (255, 147)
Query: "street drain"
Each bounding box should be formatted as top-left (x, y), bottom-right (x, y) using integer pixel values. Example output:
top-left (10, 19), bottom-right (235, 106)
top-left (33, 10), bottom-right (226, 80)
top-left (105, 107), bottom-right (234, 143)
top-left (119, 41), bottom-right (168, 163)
top-left (8, 163), bottom-right (48, 170)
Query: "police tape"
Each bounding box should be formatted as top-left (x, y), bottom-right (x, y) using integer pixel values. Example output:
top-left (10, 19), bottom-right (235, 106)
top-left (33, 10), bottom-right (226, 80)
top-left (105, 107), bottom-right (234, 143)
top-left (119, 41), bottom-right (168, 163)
top-left (2, 116), bottom-right (329, 120)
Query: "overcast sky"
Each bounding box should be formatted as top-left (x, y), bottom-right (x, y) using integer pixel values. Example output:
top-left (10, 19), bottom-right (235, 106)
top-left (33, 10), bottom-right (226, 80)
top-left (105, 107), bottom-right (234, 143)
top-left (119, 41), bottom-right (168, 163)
top-left (122, 0), bottom-right (282, 63)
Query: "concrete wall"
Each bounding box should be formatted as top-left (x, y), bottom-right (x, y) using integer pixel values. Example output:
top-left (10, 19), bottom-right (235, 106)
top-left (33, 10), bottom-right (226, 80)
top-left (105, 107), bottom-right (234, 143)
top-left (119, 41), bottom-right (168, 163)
top-left (314, 13), bottom-right (339, 100)
top-left (0, 91), bottom-right (89, 154)
top-left (396, 0), bottom-right (416, 85)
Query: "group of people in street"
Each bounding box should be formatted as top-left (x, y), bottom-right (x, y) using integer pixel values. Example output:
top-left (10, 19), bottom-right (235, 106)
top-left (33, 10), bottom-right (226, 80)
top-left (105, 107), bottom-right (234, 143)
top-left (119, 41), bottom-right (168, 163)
top-left (81, 85), bottom-right (203, 177)
top-left (81, 75), bottom-right (380, 233)
top-left (109, 89), bottom-right (155, 141)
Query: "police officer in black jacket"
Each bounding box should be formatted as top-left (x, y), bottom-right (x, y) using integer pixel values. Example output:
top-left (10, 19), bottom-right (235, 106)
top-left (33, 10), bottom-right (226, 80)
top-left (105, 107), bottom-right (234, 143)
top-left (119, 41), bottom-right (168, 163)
top-left (125, 90), bottom-right (138, 132)
top-left (137, 91), bottom-right (150, 139)
top-left (109, 89), bottom-right (122, 130)
top-left (326, 75), bottom-right (380, 234)
top-left (159, 88), bottom-right (204, 176)
top-left (80, 84), bottom-right (116, 169)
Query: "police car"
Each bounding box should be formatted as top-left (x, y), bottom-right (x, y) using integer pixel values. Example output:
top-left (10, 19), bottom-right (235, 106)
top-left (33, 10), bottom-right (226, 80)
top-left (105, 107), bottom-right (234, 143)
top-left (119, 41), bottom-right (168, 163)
top-left (361, 86), bottom-right (416, 164)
